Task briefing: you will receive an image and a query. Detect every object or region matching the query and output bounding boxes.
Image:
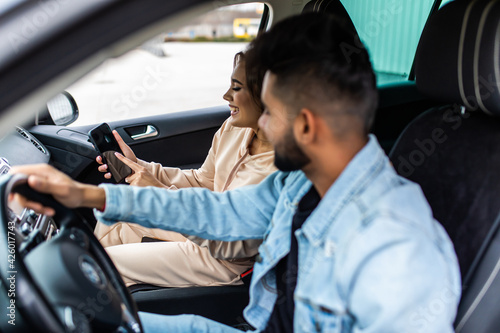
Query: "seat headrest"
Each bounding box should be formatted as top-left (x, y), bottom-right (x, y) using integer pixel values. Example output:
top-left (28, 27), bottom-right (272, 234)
top-left (415, 0), bottom-right (500, 116)
top-left (302, 0), bottom-right (357, 34)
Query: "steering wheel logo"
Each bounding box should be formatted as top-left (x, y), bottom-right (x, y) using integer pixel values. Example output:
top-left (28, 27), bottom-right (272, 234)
top-left (79, 255), bottom-right (107, 289)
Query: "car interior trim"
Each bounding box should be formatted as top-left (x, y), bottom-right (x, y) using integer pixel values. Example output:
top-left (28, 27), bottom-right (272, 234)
top-left (257, 4), bottom-right (271, 34)
top-left (496, 22), bottom-right (500, 93)
top-left (473, 0), bottom-right (497, 114)
top-left (408, 0), bottom-right (444, 81)
top-left (463, 209), bottom-right (500, 288)
top-left (15, 127), bottom-right (49, 156)
top-left (130, 125), bottom-right (159, 140)
top-left (458, 0), bottom-right (477, 110)
top-left (455, 253), bottom-right (500, 332)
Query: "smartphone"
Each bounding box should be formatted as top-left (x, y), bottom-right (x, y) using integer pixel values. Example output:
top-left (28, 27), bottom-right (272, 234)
top-left (88, 123), bottom-right (132, 184)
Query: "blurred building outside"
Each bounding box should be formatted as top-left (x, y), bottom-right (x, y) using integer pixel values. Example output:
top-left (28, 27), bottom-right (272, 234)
top-left (163, 3), bottom-right (264, 41)
top-left (67, 3), bottom-right (264, 126)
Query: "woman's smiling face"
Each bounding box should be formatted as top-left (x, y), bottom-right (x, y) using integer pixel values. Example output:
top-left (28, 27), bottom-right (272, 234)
top-left (223, 57), bottom-right (262, 131)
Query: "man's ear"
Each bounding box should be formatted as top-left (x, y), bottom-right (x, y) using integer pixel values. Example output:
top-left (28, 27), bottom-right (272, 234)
top-left (294, 108), bottom-right (316, 144)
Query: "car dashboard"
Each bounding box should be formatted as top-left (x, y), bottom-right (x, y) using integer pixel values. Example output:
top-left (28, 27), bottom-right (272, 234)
top-left (0, 127), bottom-right (51, 168)
top-left (8, 203), bottom-right (58, 257)
top-left (0, 126), bottom-right (58, 251)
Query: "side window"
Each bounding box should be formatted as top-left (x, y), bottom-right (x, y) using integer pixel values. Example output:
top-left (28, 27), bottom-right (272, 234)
top-left (67, 3), bottom-right (266, 126)
top-left (340, 0), bottom-right (437, 85)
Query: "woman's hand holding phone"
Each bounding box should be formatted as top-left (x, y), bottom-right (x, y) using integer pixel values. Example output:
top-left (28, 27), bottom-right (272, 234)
top-left (112, 153), bottom-right (167, 188)
top-left (96, 130), bottom-right (137, 179)
top-left (95, 130), bottom-right (166, 188)
top-left (89, 123), bottom-right (131, 183)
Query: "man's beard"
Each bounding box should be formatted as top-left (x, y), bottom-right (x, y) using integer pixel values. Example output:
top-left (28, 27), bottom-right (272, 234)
top-left (274, 128), bottom-right (311, 171)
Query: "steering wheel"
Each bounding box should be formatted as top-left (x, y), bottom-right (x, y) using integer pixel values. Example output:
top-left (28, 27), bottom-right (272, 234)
top-left (0, 174), bottom-right (143, 333)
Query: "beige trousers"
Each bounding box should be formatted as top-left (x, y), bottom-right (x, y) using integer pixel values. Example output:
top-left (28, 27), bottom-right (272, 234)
top-left (95, 222), bottom-right (251, 287)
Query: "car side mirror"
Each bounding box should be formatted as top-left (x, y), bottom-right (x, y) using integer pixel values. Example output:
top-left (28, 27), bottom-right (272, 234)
top-left (45, 91), bottom-right (79, 126)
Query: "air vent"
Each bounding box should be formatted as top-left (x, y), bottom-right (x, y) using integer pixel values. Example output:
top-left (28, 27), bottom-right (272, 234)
top-left (15, 127), bottom-right (48, 155)
top-left (15, 127), bottom-right (29, 139)
top-left (30, 140), bottom-right (46, 154)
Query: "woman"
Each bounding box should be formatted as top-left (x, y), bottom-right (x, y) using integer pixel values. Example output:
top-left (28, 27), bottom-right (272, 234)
top-left (94, 51), bottom-right (276, 288)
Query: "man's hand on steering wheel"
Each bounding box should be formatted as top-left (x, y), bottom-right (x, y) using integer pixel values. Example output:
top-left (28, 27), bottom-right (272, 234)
top-left (2, 169), bottom-right (143, 332)
top-left (9, 164), bottom-right (106, 216)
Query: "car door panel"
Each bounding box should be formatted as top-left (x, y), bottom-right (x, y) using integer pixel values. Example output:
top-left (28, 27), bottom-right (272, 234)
top-left (109, 106), bottom-right (229, 169)
top-left (29, 105), bottom-right (229, 184)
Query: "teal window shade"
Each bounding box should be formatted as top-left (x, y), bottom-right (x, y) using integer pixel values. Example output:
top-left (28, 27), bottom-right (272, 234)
top-left (341, 0), bottom-right (436, 84)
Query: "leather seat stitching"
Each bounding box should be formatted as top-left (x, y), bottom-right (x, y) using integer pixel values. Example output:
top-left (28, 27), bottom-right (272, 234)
top-left (473, 0), bottom-right (497, 114)
top-left (458, 0), bottom-right (479, 109)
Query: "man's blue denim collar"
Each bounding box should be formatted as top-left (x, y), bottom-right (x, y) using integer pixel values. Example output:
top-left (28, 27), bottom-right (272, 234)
top-left (300, 134), bottom-right (386, 245)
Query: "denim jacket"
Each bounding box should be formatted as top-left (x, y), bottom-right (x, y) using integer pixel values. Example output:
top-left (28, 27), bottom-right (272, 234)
top-left (96, 135), bottom-right (461, 333)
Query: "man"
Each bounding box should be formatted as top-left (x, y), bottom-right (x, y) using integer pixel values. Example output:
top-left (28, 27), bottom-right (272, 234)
top-left (13, 12), bottom-right (461, 333)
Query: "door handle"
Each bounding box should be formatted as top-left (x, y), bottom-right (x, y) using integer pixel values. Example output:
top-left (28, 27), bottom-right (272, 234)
top-left (130, 125), bottom-right (158, 140)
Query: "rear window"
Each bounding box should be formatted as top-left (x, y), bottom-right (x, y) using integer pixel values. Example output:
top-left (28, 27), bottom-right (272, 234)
top-left (341, 0), bottom-right (436, 85)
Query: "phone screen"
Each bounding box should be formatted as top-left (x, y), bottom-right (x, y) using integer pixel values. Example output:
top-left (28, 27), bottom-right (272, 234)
top-left (88, 123), bottom-right (132, 183)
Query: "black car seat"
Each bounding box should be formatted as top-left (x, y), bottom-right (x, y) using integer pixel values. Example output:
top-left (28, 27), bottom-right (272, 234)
top-left (388, 0), bottom-right (500, 332)
top-left (129, 0), bottom-right (358, 329)
top-left (302, 0), bottom-right (357, 33)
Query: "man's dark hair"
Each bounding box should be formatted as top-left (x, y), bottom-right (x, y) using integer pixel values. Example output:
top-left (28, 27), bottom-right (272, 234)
top-left (246, 12), bottom-right (378, 136)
